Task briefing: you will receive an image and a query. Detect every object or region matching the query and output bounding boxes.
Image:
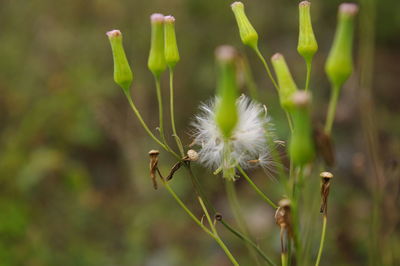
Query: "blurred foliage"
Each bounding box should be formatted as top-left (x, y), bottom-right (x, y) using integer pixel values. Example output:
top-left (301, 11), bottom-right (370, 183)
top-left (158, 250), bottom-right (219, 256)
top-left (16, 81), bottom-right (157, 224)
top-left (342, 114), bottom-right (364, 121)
top-left (0, 0), bottom-right (399, 265)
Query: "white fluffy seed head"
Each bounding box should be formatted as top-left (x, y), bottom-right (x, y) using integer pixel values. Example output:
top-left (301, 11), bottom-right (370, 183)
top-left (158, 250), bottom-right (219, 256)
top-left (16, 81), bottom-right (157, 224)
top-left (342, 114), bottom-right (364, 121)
top-left (191, 95), bottom-right (274, 177)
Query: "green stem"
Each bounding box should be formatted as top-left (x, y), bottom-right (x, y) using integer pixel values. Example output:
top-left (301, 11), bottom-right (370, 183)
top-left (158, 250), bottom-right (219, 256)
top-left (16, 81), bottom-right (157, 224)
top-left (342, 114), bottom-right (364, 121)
top-left (315, 215), bottom-right (327, 266)
top-left (225, 181), bottom-right (261, 266)
top-left (324, 86), bottom-right (340, 135)
top-left (253, 46), bottom-right (295, 132)
top-left (169, 69), bottom-right (185, 156)
top-left (163, 181), bottom-right (239, 265)
top-left (163, 181), bottom-right (211, 234)
top-left (305, 60), bottom-right (312, 92)
top-left (198, 196), bottom-right (240, 266)
top-left (291, 166), bottom-right (304, 265)
top-left (237, 165), bottom-right (278, 209)
top-left (253, 46), bottom-right (279, 91)
top-left (220, 220), bottom-right (277, 266)
top-left (285, 111), bottom-right (294, 133)
top-left (185, 165), bottom-right (276, 265)
top-left (287, 239), bottom-right (292, 266)
top-left (124, 91), bottom-right (180, 159)
top-left (154, 77), bottom-right (167, 143)
top-left (281, 252), bottom-right (288, 266)
top-left (240, 55), bottom-right (260, 101)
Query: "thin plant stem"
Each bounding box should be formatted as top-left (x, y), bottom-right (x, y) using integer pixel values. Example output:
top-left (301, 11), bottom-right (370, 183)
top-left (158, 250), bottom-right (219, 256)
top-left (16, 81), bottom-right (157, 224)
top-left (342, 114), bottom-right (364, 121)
top-left (285, 111), bottom-right (294, 133)
top-left (198, 196), bottom-right (240, 266)
top-left (315, 215), bottom-right (327, 266)
top-left (324, 86), bottom-right (340, 134)
top-left (291, 166), bottom-right (304, 265)
top-left (124, 91), bottom-right (180, 159)
top-left (220, 220), bottom-right (277, 266)
top-left (163, 181), bottom-right (211, 234)
top-left (240, 55), bottom-right (260, 101)
top-left (163, 181), bottom-right (239, 266)
top-left (253, 46), bottom-right (295, 132)
top-left (253, 46), bottom-right (279, 91)
top-left (287, 239), bottom-right (292, 266)
top-left (169, 68), bottom-right (185, 156)
top-left (225, 181), bottom-right (261, 266)
top-left (237, 165), bottom-right (278, 209)
top-left (305, 61), bottom-right (312, 91)
top-left (154, 77), bottom-right (167, 144)
top-left (281, 252), bottom-right (288, 266)
top-left (185, 165), bottom-right (276, 265)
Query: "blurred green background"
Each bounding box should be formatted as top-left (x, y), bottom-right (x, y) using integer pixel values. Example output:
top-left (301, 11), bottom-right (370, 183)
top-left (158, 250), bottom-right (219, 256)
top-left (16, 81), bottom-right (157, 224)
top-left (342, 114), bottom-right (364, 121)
top-left (0, 0), bottom-right (399, 265)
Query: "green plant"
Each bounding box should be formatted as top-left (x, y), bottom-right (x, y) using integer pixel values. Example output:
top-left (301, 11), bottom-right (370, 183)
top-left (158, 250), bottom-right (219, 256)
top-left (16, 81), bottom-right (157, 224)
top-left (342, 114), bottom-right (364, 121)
top-left (106, 1), bottom-right (358, 265)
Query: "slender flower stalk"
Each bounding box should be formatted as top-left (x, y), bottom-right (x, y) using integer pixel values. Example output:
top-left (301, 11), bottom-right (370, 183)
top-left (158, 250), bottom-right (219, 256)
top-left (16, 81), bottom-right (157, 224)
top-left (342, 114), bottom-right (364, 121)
top-left (162, 180), bottom-right (238, 265)
top-left (225, 181), bottom-right (261, 265)
top-left (164, 15), bottom-right (184, 156)
top-left (148, 13), bottom-right (169, 145)
top-left (230, 1), bottom-right (279, 91)
top-left (106, 29), bottom-right (179, 158)
top-left (125, 92), bottom-right (180, 159)
top-left (185, 165), bottom-right (276, 265)
top-left (197, 197), bottom-right (240, 266)
top-left (315, 215), bottom-right (327, 266)
top-left (237, 165), bottom-right (277, 209)
top-left (168, 71), bottom-right (184, 156)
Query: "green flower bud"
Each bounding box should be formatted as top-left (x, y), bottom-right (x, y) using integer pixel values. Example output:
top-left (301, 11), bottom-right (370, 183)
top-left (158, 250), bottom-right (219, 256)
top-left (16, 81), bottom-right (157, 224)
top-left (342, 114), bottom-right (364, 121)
top-left (164, 15), bottom-right (180, 68)
top-left (288, 91), bottom-right (315, 166)
top-left (325, 3), bottom-right (359, 88)
top-left (106, 30), bottom-right (133, 93)
top-left (215, 46), bottom-right (239, 139)
top-left (148, 13), bottom-right (167, 77)
top-left (271, 53), bottom-right (298, 110)
top-left (297, 1), bottom-right (318, 63)
top-left (231, 2), bottom-right (258, 49)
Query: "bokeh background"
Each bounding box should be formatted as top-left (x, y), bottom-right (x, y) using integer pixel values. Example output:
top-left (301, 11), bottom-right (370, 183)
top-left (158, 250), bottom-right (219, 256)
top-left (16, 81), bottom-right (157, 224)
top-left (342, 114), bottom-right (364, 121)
top-left (0, 0), bottom-right (399, 265)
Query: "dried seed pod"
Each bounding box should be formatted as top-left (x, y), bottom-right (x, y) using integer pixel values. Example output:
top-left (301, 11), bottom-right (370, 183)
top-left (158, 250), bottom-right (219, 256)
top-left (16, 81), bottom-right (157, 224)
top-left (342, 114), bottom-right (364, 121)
top-left (166, 161), bottom-right (182, 181)
top-left (320, 171), bottom-right (334, 215)
top-left (275, 199), bottom-right (292, 234)
top-left (275, 199), bottom-right (292, 254)
top-left (149, 150), bottom-right (160, 189)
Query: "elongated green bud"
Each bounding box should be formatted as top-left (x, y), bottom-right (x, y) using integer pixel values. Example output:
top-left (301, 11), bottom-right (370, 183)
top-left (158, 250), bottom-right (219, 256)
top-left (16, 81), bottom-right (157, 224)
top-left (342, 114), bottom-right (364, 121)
top-left (106, 30), bottom-right (133, 93)
top-left (215, 46), bottom-right (239, 139)
top-left (148, 13), bottom-right (167, 77)
top-left (325, 3), bottom-right (359, 88)
top-left (231, 2), bottom-right (258, 49)
top-left (288, 91), bottom-right (315, 166)
top-left (271, 53), bottom-right (298, 110)
top-left (164, 15), bottom-right (180, 68)
top-left (297, 1), bottom-right (318, 63)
